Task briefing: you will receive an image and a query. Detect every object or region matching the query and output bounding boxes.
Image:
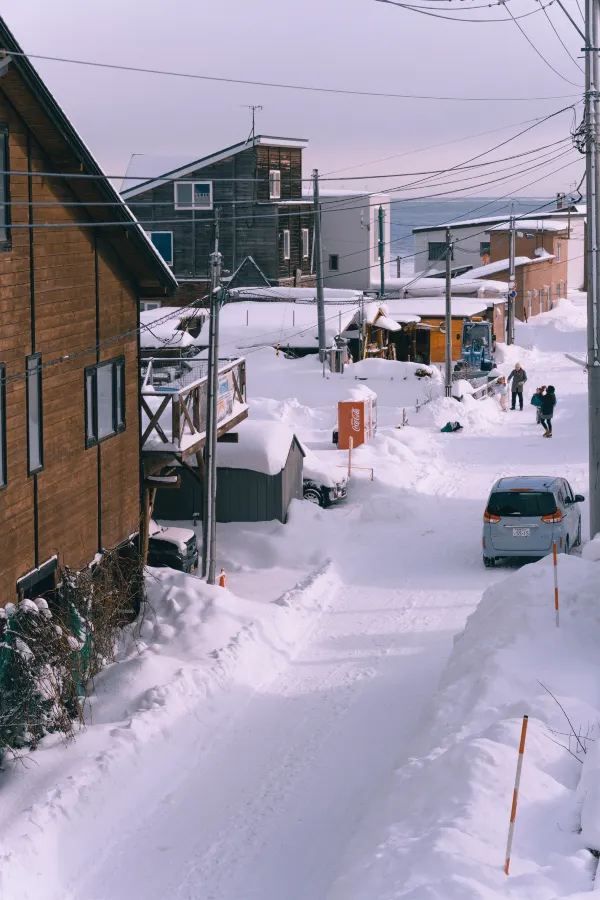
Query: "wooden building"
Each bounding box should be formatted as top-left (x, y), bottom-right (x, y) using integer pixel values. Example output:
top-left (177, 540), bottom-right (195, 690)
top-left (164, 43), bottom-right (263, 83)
top-left (383, 298), bottom-right (505, 365)
top-left (121, 137), bottom-right (315, 306)
top-left (0, 19), bottom-right (177, 605)
top-left (487, 223), bottom-right (569, 321)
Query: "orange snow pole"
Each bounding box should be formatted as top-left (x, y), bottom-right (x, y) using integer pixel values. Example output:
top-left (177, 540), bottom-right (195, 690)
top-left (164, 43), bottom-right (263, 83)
top-left (552, 542), bottom-right (560, 628)
top-left (504, 714), bottom-right (529, 876)
top-left (218, 568), bottom-right (227, 588)
top-left (348, 436), bottom-right (353, 478)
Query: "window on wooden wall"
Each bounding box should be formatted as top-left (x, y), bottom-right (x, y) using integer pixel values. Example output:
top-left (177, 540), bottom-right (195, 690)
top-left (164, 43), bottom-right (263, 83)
top-left (302, 228), bottom-right (310, 259)
top-left (269, 170), bottom-right (281, 200)
top-left (174, 181), bottom-right (213, 210)
top-left (556, 241), bottom-right (562, 261)
top-left (0, 125), bottom-right (9, 247)
top-left (283, 229), bottom-right (291, 260)
top-left (0, 363), bottom-right (6, 487)
top-left (147, 231), bottom-right (174, 266)
top-left (84, 358), bottom-right (126, 447)
top-left (26, 354), bottom-right (43, 475)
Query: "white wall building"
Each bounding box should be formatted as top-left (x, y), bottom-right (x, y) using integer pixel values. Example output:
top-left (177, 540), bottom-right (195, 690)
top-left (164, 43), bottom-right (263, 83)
top-left (304, 189), bottom-right (391, 291)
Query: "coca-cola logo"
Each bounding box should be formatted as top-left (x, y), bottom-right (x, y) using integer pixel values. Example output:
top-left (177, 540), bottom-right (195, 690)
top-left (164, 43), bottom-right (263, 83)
top-left (351, 408), bottom-right (361, 431)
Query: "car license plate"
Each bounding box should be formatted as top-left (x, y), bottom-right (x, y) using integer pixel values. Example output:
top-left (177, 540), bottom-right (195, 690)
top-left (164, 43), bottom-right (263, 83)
top-left (512, 527), bottom-right (530, 537)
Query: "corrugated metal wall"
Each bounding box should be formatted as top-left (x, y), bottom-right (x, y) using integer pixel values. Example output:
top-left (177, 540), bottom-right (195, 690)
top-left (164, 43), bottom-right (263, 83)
top-left (153, 440), bottom-right (304, 524)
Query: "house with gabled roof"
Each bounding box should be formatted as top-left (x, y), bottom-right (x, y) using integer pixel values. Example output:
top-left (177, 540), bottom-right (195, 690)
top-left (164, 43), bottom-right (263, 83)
top-left (121, 136), bottom-right (315, 306)
top-left (0, 17), bottom-right (177, 603)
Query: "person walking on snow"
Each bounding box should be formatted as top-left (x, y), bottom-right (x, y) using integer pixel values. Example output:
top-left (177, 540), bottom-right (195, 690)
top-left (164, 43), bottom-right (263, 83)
top-left (540, 385), bottom-right (556, 437)
top-left (531, 385), bottom-right (546, 424)
top-left (507, 363), bottom-right (527, 410)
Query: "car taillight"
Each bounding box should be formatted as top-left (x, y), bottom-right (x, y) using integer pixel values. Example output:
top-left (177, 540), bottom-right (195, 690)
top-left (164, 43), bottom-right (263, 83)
top-left (484, 510), bottom-right (501, 523)
top-left (541, 510), bottom-right (564, 524)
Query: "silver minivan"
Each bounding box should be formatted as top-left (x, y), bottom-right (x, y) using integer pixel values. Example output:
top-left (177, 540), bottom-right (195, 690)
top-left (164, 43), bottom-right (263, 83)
top-left (482, 475), bottom-right (584, 567)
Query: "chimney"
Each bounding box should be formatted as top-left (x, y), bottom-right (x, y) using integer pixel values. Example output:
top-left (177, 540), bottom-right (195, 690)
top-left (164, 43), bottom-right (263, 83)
top-left (556, 192), bottom-right (565, 210)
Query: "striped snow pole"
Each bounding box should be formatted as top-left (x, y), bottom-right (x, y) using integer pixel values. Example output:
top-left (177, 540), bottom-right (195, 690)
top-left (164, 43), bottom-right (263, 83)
top-left (553, 542), bottom-right (560, 628)
top-left (348, 436), bottom-right (353, 478)
top-left (504, 714), bottom-right (529, 876)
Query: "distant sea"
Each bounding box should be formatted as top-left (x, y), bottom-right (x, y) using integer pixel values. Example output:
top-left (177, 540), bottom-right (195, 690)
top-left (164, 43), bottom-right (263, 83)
top-left (391, 197), bottom-right (551, 274)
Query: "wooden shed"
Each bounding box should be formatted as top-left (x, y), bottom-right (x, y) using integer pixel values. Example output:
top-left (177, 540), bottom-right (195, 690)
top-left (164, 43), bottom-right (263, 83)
top-left (153, 421), bottom-right (304, 524)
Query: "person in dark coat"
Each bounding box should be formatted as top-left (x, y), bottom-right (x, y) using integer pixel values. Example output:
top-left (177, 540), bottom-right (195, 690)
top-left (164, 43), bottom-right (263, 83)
top-left (507, 363), bottom-right (527, 410)
top-left (540, 385), bottom-right (556, 437)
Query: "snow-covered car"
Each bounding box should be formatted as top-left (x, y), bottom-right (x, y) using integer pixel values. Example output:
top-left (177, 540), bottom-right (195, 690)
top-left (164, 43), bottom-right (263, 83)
top-left (301, 447), bottom-right (348, 508)
top-left (147, 520), bottom-right (198, 573)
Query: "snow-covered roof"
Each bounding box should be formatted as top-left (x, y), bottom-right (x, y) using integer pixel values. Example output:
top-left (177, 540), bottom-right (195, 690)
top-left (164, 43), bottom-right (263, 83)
top-left (121, 135), bottom-right (308, 197)
top-left (140, 307), bottom-right (207, 350)
top-left (455, 258), bottom-right (529, 279)
top-left (384, 297), bottom-right (490, 318)
top-left (218, 420), bottom-right (302, 475)
top-left (217, 301), bottom-right (361, 353)
top-left (489, 219), bottom-right (568, 233)
top-left (229, 286), bottom-right (362, 303)
top-left (413, 209), bottom-right (580, 235)
top-left (459, 255), bottom-right (555, 280)
top-left (380, 275), bottom-right (507, 297)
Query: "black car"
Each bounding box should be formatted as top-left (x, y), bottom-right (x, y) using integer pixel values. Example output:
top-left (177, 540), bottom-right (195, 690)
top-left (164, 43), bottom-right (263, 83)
top-left (147, 521), bottom-right (199, 573)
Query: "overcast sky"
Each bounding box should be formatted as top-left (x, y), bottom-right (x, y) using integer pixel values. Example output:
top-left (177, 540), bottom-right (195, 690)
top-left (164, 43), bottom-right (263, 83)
top-left (2, 0), bottom-right (585, 198)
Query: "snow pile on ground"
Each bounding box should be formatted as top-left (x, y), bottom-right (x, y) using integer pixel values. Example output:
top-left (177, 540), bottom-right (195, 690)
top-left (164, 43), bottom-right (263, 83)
top-left (0, 552), bottom-right (339, 900)
top-left (335, 554), bottom-right (600, 899)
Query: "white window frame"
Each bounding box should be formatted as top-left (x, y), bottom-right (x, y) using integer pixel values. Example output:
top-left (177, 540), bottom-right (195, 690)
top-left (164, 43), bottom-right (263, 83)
top-left (147, 230), bottom-right (174, 266)
top-left (174, 181), bottom-right (213, 210)
top-left (283, 229), bottom-right (291, 261)
top-left (302, 228), bottom-right (309, 259)
top-left (269, 170), bottom-right (281, 200)
top-left (140, 300), bottom-right (161, 312)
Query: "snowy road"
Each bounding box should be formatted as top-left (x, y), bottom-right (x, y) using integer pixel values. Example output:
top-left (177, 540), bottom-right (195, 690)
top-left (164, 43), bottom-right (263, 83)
top-left (65, 491), bottom-right (489, 900)
top-left (1, 297), bottom-right (589, 900)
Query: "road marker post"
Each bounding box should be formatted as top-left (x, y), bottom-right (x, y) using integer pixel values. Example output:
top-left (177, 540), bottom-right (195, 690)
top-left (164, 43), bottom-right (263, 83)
top-left (553, 542), bottom-right (560, 628)
top-left (348, 436), bottom-right (353, 478)
top-left (504, 714), bottom-right (529, 876)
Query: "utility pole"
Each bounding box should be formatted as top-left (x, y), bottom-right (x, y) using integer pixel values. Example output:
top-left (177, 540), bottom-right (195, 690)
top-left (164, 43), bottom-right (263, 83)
top-left (507, 211), bottom-right (516, 345)
top-left (312, 168), bottom-right (327, 361)
top-left (444, 228), bottom-right (453, 397)
top-left (202, 210), bottom-right (222, 583)
top-left (585, 0), bottom-right (600, 537)
top-left (378, 205), bottom-right (385, 297)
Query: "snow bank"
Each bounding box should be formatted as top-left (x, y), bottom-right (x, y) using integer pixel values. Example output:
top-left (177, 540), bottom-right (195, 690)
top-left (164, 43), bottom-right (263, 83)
top-left (0, 558), bottom-right (339, 900)
top-left (339, 554), bottom-right (600, 899)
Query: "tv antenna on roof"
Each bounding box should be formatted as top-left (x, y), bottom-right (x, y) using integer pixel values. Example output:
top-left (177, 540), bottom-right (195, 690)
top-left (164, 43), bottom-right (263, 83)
top-left (243, 104), bottom-right (263, 143)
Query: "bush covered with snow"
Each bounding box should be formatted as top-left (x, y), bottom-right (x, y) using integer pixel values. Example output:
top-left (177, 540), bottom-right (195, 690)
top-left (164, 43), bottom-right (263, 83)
top-left (0, 599), bottom-right (80, 756)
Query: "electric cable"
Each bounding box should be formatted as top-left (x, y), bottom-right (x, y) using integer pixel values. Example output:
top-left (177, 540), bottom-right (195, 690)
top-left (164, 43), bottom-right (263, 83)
top-left (3, 49), bottom-right (580, 102)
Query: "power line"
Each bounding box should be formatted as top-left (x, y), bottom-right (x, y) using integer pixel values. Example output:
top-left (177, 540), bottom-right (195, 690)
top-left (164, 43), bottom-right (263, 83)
top-left (0, 185), bottom-right (582, 391)
top-left (503, 1), bottom-right (583, 86)
top-left (0, 136), bottom-right (574, 202)
top-left (3, 49), bottom-right (579, 102)
top-left (538, 0), bottom-right (584, 71)
top-left (376, 0), bottom-right (563, 22)
top-left (2, 146), bottom-right (579, 231)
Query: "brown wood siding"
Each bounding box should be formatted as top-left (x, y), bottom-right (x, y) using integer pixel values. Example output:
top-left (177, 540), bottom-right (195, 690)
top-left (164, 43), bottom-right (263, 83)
top-left (0, 81), bottom-right (140, 605)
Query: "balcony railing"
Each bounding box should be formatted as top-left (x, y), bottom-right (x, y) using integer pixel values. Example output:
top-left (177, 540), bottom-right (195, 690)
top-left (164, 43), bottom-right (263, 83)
top-left (141, 356), bottom-right (247, 456)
